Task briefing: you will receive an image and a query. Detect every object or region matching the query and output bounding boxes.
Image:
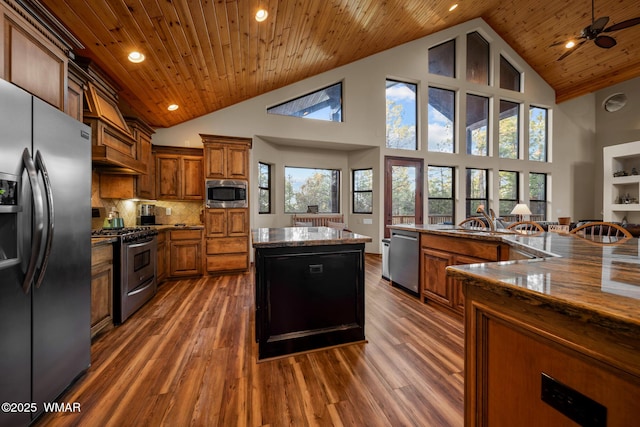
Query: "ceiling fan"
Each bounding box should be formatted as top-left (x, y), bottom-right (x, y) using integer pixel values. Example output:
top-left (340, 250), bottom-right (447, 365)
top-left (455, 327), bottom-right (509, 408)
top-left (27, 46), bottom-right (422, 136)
top-left (553, 0), bottom-right (640, 61)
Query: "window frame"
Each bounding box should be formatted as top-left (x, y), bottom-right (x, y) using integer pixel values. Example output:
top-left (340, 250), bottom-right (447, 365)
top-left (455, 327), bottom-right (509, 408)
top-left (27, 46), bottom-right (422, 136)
top-left (529, 172), bottom-right (548, 220)
top-left (498, 170), bottom-right (519, 217)
top-left (465, 168), bottom-right (489, 218)
top-left (499, 100), bottom-right (520, 159)
top-left (352, 168), bottom-right (373, 214)
top-left (427, 86), bottom-right (456, 153)
top-left (428, 39), bottom-right (456, 78)
top-left (267, 82), bottom-right (343, 122)
top-left (284, 166), bottom-right (341, 214)
top-left (258, 162), bottom-right (272, 214)
top-left (427, 165), bottom-right (456, 224)
top-left (466, 93), bottom-right (490, 156)
top-left (529, 106), bottom-right (548, 162)
top-left (385, 79), bottom-right (418, 150)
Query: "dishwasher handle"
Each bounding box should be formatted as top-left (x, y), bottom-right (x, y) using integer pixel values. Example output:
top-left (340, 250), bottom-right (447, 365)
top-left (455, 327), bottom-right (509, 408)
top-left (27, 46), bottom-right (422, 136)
top-left (391, 233), bottom-right (418, 242)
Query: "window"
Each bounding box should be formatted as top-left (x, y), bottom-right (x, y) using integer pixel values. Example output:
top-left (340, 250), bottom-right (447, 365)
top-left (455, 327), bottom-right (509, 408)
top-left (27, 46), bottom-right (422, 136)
top-left (466, 168), bottom-right (488, 217)
top-left (258, 162), bottom-right (271, 214)
top-left (352, 169), bottom-right (373, 214)
top-left (429, 39), bottom-right (456, 77)
top-left (267, 82), bottom-right (342, 122)
top-left (466, 94), bottom-right (489, 156)
top-left (284, 167), bottom-right (340, 213)
top-left (466, 32), bottom-right (489, 85)
top-left (428, 87), bottom-right (455, 153)
top-left (500, 55), bottom-right (521, 92)
top-left (529, 106), bottom-right (548, 162)
top-left (529, 172), bottom-right (547, 220)
top-left (499, 170), bottom-right (519, 216)
top-left (428, 166), bottom-right (455, 224)
top-left (385, 80), bottom-right (417, 150)
top-left (499, 100), bottom-right (520, 159)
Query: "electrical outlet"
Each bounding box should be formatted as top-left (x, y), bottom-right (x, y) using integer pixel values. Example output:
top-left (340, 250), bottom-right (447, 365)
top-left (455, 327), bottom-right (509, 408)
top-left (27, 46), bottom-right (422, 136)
top-left (363, 218), bottom-right (373, 225)
top-left (166, 207), bottom-right (172, 215)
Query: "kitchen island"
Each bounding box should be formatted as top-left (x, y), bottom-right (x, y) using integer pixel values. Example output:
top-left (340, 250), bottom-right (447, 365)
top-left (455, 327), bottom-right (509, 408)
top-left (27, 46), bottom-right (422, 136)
top-left (390, 224), bottom-right (640, 426)
top-left (251, 226), bottom-right (372, 360)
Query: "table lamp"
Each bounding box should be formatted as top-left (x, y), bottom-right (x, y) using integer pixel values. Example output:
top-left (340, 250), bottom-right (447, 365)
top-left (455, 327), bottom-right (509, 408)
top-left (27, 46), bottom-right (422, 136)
top-left (511, 203), bottom-right (532, 221)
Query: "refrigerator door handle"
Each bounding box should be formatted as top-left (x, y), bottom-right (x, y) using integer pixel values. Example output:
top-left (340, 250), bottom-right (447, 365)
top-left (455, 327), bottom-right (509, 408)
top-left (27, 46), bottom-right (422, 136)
top-left (33, 150), bottom-right (54, 289)
top-left (21, 148), bottom-right (45, 294)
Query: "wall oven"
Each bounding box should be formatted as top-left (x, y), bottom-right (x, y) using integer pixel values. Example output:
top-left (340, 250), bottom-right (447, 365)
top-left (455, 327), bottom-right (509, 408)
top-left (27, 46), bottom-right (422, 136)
top-left (206, 179), bottom-right (247, 208)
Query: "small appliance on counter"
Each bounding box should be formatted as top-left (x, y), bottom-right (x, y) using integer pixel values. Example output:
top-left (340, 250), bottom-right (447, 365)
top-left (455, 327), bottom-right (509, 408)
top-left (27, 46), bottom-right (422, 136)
top-left (138, 203), bottom-right (156, 225)
top-left (104, 207), bottom-right (124, 229)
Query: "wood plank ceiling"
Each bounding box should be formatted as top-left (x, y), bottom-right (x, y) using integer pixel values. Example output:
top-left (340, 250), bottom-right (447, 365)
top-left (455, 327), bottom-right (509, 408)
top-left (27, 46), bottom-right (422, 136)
top-left (39, 0), bottom-right (640, 128)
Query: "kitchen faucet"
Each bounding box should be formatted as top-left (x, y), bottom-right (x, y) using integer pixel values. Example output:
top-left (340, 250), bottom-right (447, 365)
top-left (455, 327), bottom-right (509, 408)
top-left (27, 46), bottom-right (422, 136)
top-left (476, 205), bottom-right (496, 232)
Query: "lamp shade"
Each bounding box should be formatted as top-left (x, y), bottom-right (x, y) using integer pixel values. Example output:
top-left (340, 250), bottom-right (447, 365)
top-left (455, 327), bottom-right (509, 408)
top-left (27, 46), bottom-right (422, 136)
top-left (511, 203), bottom-right (532, 216)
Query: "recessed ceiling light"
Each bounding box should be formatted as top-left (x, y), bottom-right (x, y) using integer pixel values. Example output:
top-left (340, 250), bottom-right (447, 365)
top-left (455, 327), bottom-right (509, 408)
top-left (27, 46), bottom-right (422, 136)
top-left (255, 9), bottom-right (268, 22)
top-left (565, 41), bottom-right (576, 49)
top-left (128, 51), bottom-right (145, 63)
top-left (449, 3), bottom-right (458, 12)
top-left (168, 104), bottom-right (179, 111)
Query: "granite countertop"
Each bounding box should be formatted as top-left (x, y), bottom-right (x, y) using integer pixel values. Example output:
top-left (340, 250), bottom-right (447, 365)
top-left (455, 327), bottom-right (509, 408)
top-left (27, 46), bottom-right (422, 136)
top-left (251, 226), bottom-right (372, 248)
top-left (150, 224), bottom-right (204, 231)
top-left (390, 224), bottom-right (640, 334)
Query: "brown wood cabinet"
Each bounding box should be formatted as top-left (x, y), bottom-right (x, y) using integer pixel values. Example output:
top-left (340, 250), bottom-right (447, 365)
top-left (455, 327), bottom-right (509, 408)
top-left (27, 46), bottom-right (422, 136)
top-left (201, 134), bottom-right (252, 179)
top-left (420, 234), bottom-right (510, 315)
top-left (90, 243), bottom-right (114, 338)
top-left (126, 117), bottom-right (155, 200)
top-left (154, 146), bottom-right (204, 201)
top-left (169, 229), bottom-right (203, 278)
top-left (464, 283), bottom-right (640, 426)
top-left (156, 230), bottom-right (168, 284)
top-left (204, 209), bottom-right (249, 273)
top-left (201, 134), bottom-right (252, 274)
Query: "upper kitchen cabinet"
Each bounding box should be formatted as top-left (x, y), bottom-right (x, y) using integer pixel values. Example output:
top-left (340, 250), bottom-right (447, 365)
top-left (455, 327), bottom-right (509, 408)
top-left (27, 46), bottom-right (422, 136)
top-left (125, 117), bottom-right (155, 200)
top-left (154, 146), bottom-right (204, 201)
top-left (0, 0), bottom-right (82, 113)
top-left (201, 134), bottom-right (252, 180)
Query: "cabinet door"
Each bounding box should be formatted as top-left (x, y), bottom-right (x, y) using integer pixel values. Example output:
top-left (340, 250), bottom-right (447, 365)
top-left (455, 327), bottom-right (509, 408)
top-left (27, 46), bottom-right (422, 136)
top-left (205, 145), bottom-right (226, 178)
top-left (227, 146), bottom-right (248, 179)
top-left (421, 247), bottom-right (454, 307)
top-left (156, 233), bottom-right (167, 284)
top-left (452, 254), bottom-right (486, 313)
top-left (182, 156), bottom-right (204, 199)
top-left (136, 133), bottom-right (154, 199)
top-left (170, 240), bottom-right (202, 277)
top-left (227, 209), bottom-right (249, 236)
top-left (205, 209), bottom-right (226, 237)
top-left (156, 155), bottom-right (180, 199)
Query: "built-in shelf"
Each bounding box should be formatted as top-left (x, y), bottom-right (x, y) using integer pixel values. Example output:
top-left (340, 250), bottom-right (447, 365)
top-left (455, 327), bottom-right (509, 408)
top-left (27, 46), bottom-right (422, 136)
top-left (604, 141), bottom-right (640, 222)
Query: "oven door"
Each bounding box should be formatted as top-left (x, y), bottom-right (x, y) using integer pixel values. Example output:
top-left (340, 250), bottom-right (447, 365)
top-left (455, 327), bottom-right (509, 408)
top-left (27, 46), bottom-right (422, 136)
top-left (120, 236), bottom-right (157, 322)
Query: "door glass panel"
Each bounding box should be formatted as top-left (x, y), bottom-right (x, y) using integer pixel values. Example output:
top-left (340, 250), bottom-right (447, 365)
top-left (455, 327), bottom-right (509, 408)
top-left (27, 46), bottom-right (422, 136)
top-left (391, 165), bottom-right (417, 225)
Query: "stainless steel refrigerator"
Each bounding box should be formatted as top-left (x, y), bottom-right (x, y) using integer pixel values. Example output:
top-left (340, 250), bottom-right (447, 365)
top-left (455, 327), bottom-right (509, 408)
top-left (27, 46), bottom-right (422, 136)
top-left (0, 78), bottom-right (91, 426)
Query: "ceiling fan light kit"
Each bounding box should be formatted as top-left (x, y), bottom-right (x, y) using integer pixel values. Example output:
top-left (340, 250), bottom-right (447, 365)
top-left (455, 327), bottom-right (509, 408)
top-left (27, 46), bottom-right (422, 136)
top-left (554, 0), bottom-right (640, 61)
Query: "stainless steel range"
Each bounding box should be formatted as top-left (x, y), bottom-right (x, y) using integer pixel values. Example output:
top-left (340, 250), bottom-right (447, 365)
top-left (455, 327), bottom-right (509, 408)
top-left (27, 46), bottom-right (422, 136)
top-left (92, 227), bottom-right (158, 324)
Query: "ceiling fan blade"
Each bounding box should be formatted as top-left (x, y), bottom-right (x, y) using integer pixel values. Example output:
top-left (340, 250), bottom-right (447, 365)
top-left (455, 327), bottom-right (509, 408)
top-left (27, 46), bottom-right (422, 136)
top-left (604, 17), bottom-right (640, 32)
top-left (556, 40), bottom-right (586, 61)
top-left (590, 16), bottom-right (610, 32)
top-left (595, 35), bottom-right (617, 48)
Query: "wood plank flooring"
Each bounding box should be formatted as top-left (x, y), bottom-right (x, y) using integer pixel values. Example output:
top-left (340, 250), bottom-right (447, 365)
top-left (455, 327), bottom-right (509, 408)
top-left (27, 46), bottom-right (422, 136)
top-left (35, 255), bottom-right (464, 426)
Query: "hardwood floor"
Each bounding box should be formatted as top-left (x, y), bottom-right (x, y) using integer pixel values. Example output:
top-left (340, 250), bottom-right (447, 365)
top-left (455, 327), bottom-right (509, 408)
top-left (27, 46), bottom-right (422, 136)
top-left (36, 255), bottom-right (464, 426)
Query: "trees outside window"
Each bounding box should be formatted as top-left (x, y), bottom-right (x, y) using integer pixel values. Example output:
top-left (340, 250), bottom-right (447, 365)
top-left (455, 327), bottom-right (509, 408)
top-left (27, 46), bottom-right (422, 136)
top-left (353, 169), bottom-right (373, 214)
top-left (284, 167), bottom-right (340, 213)
top-left (529, 172), bottom-right (547, 220)
top-left (386, 80), bottom-right (417, 150)
top-left (428, 166), bottom-right (455, 224)
top-left (466, 168), bottom-right (488, 217)
top-left (258, 162), bottom-right (271, 214)
top-left (529, 106), bottom-right (548, 161)
top-left (428, 87), bottom-right (455, 153)
top-left (499, 170), bottom-right (519, 216)
top-left (499, 100), bottom-right (519, 159)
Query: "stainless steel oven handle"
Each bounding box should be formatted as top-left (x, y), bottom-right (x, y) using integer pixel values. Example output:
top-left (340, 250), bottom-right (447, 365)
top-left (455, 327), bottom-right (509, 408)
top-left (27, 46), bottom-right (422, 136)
top-left (33, 150), bottom-right (54, 289)
top-left (127, 237), bottom-right (156, 247)
top-left (21, 148), bottom-right (44, 294)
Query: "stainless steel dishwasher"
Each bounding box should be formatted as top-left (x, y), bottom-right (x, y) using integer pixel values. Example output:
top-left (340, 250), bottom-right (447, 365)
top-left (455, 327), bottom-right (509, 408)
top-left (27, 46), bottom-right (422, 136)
top-left (389, 228), bottom-right (419, 294)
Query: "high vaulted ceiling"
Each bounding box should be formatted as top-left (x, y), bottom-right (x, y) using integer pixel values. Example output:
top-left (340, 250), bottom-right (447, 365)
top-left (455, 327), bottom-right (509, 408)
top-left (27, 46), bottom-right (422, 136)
top-left (39, 0), bottom-right (640, 128)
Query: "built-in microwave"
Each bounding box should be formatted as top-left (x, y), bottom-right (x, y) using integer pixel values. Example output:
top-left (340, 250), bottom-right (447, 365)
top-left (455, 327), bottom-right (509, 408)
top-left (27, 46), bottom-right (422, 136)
top-left (206, 179), bottom-right (248, 208)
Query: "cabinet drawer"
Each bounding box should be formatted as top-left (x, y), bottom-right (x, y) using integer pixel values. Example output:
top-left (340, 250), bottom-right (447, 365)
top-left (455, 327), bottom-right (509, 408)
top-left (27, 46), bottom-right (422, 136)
top-left (421, 234), bottom-right (502, 261)
top-left (206, 237), bottom-right (248, 255)
top-left (207, 254), bottom-right (248, 272)
top-left (170, 229), bottom-right (202, 240)
top-left (91, 244), bottom-right (113, 266)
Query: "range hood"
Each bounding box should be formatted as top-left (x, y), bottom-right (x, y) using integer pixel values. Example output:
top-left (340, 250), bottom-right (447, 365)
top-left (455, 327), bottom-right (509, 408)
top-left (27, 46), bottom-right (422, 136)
top-left (81, 61), bottom-right (147, 175)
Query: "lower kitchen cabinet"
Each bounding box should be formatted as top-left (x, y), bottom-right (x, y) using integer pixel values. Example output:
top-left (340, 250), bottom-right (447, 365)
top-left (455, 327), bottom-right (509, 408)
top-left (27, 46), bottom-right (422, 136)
top-left (169, 229), bottom-right (203, 278)
top-left (90, 243), bottom-right (113, 338)
top-left (420, 234), bottom-right (510, 315)
top-left (205, 208), bottom-right (249, 274)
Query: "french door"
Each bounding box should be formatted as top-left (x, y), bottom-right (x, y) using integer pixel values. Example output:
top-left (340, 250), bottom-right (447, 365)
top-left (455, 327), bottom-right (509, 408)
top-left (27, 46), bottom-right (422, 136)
top-left (384, 156), bottom-right (423, 238)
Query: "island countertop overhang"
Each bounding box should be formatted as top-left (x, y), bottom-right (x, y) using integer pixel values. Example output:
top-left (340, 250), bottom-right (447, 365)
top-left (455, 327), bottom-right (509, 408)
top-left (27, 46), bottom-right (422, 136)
top-left (251, 226), bottom-right (372, 248)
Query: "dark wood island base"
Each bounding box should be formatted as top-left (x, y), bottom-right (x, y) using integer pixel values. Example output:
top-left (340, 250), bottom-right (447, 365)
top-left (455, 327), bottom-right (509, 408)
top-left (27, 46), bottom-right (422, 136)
top-left (252, 227), bottom-right (372, 360)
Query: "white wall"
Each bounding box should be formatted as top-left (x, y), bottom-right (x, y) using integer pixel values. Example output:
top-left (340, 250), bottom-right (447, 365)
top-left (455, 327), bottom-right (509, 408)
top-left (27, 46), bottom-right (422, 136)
top-left (154, 17), bottom-right (600, 253)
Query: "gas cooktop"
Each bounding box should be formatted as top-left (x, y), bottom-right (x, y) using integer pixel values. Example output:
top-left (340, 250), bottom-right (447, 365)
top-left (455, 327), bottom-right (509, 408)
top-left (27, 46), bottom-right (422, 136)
top-left (92, 227), bottom-right (158, 242)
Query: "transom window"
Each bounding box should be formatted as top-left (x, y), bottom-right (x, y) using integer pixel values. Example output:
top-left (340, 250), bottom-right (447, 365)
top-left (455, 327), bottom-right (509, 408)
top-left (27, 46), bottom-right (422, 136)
top-left (429, 39), bottom-right (456, 78)
top-left (466, 32), bottom-right (490, 85)
top-left (385, 80), bottom-right (417, 150)
top-left (500, 55), bottom-right (521, 92)
top-left (284, 167), bottom-right (340, 213)
top-left (267, 82), bottom-right (342, 122)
